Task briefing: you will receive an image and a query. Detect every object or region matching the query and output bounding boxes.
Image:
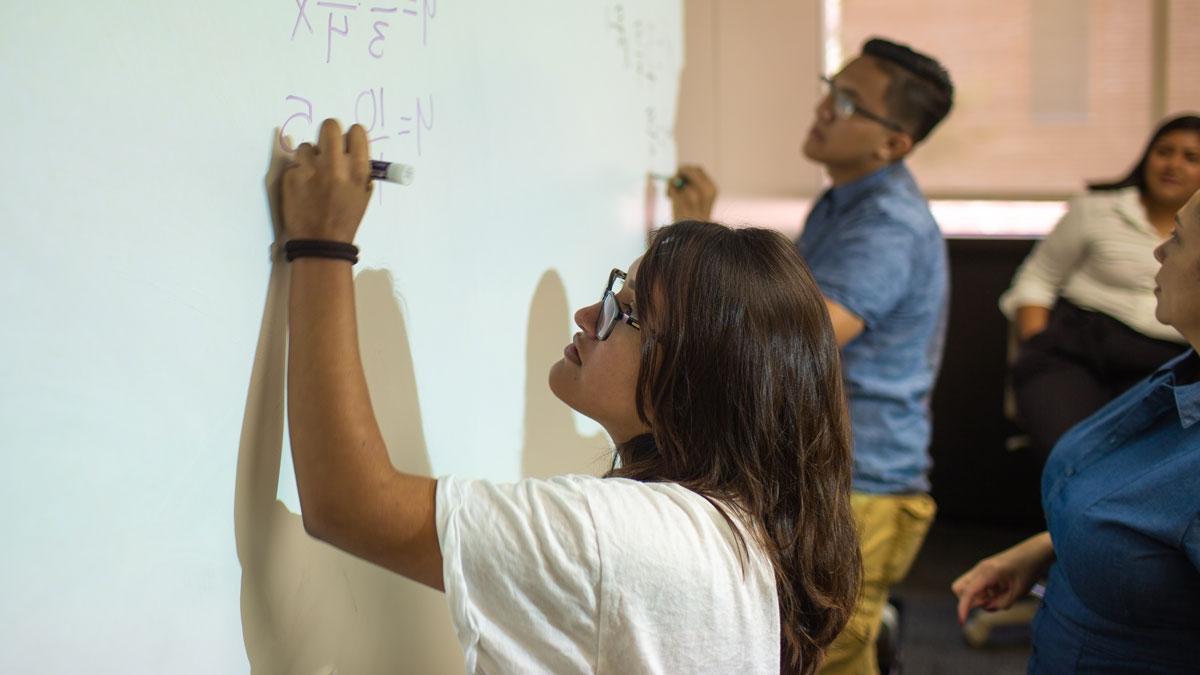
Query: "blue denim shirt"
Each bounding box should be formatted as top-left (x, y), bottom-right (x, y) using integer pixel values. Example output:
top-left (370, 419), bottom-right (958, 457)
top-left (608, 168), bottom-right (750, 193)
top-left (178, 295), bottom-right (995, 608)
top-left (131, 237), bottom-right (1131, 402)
top-left (798, 162), bottom-right (948, 494)
top-left (1031, 350), bottom-right (1200, 673)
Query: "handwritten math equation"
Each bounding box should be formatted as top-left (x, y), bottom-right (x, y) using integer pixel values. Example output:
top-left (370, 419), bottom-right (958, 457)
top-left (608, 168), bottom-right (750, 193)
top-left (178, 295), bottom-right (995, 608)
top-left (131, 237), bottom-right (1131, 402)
top-left (279, 89), bottom-right (434, 202)
top-left (289, 0), bottom-right (437, 64)
top-left (605, 2), bottom-right (674, 160)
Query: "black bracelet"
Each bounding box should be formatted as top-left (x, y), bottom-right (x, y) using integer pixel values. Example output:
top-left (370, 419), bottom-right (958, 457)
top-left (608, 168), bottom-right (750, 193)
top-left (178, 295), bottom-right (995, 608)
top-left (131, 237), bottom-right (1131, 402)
top-left (284, 239), bottom-right (359, 264)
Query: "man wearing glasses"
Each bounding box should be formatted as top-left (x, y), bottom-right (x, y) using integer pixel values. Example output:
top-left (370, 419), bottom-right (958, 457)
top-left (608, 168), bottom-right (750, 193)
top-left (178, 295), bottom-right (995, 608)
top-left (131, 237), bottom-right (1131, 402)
top-left (670, 38), bottom-right (954, 675)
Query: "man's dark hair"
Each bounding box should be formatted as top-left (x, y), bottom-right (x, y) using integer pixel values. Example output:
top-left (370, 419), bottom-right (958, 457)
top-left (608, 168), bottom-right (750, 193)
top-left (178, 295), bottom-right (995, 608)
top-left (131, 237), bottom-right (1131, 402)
top-left (862, 37), bottom-right (954, 143)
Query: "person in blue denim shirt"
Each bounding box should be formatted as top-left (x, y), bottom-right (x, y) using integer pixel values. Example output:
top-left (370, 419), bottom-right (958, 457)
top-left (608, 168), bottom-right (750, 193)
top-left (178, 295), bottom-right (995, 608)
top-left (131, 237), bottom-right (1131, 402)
top-left (797, 161), bottom-right (946, 497)
top-left (670, 37), bottom-right (954, 675)
top-left (953, 188), bottom-right (1200, 673)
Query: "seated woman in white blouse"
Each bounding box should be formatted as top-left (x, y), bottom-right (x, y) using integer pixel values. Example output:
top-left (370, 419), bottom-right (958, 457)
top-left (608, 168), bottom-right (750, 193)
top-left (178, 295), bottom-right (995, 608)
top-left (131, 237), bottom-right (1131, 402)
top-left (999, 114), bottom-right (1200, 460)
top-left (271, 119), bottom-right (862, 674)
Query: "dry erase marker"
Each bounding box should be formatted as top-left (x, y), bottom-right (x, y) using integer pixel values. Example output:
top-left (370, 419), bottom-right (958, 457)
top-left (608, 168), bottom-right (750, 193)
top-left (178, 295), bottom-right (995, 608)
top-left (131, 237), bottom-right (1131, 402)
top-left (651, 173), bottom-right (687, 190)
top-left (370, 160), bottom-right (415, 185)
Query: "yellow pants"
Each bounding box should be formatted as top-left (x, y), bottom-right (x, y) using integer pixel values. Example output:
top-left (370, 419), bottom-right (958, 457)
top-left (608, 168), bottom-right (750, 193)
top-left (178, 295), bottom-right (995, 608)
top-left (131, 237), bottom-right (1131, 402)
top-left (818, 492), bottom-right (937, 675)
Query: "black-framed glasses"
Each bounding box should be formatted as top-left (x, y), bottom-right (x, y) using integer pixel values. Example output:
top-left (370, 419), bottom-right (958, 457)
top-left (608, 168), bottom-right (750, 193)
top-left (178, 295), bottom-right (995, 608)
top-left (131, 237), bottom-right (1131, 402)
top-left (819, 75), bottom-right (906, 133)
top-left (597, 268), bottom-right (640, 341)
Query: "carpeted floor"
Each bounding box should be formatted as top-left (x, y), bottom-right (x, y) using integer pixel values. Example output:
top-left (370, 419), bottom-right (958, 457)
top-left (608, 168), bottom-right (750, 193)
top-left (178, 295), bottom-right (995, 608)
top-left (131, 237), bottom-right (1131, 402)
top-left (888, 519), bottom-right (1041, 674)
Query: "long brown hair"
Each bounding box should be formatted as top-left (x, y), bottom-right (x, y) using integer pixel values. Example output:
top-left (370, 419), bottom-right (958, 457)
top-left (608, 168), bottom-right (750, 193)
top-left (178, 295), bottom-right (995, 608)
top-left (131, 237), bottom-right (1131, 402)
top-left (606, 221), bottom-right (862, 673)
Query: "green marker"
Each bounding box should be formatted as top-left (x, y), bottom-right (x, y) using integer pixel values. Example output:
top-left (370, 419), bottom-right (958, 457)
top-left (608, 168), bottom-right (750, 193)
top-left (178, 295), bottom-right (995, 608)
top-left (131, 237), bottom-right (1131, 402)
top-left (651, 173), bottom-right (687, 190)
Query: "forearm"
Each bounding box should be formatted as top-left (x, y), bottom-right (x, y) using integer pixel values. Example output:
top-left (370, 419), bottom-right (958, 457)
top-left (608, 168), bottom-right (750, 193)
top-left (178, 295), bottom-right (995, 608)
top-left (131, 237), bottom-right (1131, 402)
top-left (286, 258), bottom-right (391, 532)
top-left (1013, 531), bottom-right (1056, 579)
top-left (275, 119), bottom-right (443, 588)
top-left (1015, 305), bottom-right (1051, 341)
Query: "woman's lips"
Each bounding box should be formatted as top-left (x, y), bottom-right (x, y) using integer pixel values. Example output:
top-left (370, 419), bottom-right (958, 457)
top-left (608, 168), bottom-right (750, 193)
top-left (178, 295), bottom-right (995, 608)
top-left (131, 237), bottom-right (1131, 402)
top-left (564, 333), bottom-right (583, 366)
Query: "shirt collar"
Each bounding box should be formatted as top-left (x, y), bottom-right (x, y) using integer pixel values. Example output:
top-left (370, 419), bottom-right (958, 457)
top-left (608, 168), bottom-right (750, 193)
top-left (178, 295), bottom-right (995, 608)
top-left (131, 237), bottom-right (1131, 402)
top-left (1111, 186), bottom-right (1157, 237)
top-left (1162, 350), bottom-right (1200, 428)
top-left (824, 161), bottom-right (908, 213)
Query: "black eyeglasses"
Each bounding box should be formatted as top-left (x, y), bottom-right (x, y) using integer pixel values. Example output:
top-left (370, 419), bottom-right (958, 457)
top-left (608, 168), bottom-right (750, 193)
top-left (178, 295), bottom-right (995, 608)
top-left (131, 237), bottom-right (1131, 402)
top-left (819, 75), bottom-right (906, 133)
top-left (597, 268), bottom-right (640, 341)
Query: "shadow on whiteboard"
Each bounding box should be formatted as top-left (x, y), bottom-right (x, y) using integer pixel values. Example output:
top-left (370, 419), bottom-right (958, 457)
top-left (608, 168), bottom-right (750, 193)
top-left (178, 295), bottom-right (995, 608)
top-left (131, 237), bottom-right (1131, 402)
top-left (521, 269), bottom-right (612, 479)
top-left (233, 265), bottom-right (462, 674)
top-left (233, 255), bottom-right (614, 673)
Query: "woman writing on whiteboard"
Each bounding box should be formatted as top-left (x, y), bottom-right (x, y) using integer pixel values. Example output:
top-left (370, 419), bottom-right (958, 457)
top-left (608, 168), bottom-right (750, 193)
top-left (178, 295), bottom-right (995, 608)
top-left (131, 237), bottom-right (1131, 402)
top-left (275, 119), bottom-right (861, 674)
top-left (1000, 115), bottom-right (1200, 460)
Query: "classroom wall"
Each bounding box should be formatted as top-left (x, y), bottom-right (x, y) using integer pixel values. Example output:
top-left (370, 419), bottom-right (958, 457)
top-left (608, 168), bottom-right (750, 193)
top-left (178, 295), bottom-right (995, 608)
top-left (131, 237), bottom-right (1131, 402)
top-left (675, 0), bottom-right (825, 198)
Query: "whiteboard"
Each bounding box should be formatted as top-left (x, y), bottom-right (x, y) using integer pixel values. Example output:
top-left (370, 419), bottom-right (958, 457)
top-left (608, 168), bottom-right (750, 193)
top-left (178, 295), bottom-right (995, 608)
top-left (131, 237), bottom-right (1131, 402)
top-left (0, 2), bottom-right (682, 672)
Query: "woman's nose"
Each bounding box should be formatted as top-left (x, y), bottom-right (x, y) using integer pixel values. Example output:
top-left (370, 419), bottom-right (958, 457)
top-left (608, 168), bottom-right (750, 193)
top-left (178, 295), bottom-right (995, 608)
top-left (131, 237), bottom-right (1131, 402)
top-left (1154, 241), bottom-right (1166, 263)
top-left (575, 301), bottom-right (601, 338)
top-left (815, 94), bottom-right (834, 121)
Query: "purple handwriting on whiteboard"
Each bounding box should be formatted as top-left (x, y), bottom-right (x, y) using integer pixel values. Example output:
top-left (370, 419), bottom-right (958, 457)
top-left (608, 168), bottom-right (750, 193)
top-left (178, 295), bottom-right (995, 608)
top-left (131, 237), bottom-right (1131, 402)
top-left (281, 90), bottom-right (433, 154)
top-left (356, 87), bottom-right (388, 142)
top-left (356, 87), bottom-right (389, 205)
top-left (402, 0), bottom-right (436, 46)
top-left (396, 95), bottom-right (434, 156)
top-left (355, 89), bottom-right (434, 156)
top-left (281, 90), bottom-right (435, 203)
top-left (319, 1), bottom-right (355, 64)
top-left (368, 5), bottom-right (397, 58)
top-left (279, 95), bottom-right (314, 149)
top-left (289, 0), bottom-right (436, 63)
top-left (291, 0), bottom-right (313, 39)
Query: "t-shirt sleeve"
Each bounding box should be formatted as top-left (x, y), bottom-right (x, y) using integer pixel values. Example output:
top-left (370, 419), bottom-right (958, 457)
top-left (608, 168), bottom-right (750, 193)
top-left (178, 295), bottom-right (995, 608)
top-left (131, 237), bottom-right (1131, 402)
top-left (805, 213), bottom-right (919, 328)
top-left (436, 475), bottom-right (601, 674)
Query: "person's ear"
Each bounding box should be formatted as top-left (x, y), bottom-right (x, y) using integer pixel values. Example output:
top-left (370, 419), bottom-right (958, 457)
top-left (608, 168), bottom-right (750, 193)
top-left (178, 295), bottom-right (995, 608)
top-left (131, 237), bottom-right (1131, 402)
top-left (878, 131), bottom-right (914, 162)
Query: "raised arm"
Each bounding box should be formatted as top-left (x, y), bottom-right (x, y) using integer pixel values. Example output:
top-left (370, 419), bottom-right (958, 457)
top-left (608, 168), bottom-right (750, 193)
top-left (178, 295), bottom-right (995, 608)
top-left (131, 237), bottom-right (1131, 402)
top-left (667, 165), bottom-right (718, 222)
top-left (280, 119), bottom-right (443, 590)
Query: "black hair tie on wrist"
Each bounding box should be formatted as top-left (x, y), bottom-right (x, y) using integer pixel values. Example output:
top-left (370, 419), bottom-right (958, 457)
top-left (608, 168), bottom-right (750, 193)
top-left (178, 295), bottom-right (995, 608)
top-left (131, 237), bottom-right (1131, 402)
top-left (284, 239), bottom-right (359, 264)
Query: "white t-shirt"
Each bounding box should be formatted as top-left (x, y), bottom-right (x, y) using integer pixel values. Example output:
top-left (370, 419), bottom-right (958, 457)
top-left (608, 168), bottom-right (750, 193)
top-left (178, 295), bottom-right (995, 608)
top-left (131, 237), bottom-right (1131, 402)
top-left (998, 186), bottom-right (1185, 343)
top-left (436, 474), bottom-right (781, 674)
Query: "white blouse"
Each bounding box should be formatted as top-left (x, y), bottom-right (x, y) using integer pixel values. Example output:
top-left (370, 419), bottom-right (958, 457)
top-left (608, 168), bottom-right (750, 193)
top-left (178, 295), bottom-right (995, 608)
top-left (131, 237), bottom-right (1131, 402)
top-left (999, 187), bottom-right (1185, 343)
top-left (436, 474), bottom-right (781, 674)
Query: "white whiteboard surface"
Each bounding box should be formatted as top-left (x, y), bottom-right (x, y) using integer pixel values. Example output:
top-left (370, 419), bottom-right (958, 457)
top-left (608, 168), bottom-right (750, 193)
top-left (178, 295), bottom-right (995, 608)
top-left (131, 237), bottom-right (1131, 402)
top-left (0, 2), bottom-right (681, 672)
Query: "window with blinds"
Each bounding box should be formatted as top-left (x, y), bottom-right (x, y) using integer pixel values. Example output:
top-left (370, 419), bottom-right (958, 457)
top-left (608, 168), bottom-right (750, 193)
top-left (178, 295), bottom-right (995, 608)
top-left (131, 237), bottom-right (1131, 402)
top-left (830, 0), bottom-right (1196, 199)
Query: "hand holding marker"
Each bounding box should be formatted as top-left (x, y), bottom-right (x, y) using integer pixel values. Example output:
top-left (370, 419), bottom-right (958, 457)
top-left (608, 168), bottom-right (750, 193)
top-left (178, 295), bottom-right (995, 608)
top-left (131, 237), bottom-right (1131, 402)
top-left (661, 165), bottom-right (717, 222)
top-left (277, 129), bottom-right (413, 186)
top-left (652, 172), bottom-right (688, 190)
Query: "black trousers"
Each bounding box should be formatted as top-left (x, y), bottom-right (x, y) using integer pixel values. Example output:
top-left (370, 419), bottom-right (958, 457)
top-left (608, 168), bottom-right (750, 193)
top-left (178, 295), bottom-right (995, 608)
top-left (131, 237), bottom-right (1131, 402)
top-left (1011, 299), bottom-right (1187, 463)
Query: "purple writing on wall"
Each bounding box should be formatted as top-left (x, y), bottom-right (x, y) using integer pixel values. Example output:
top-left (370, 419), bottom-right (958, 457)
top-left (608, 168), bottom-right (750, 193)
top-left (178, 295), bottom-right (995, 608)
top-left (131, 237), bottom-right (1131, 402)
top-left (280, 95), bottom-right (314, 143)
top-left (281, 90), bottom-right (436, 204)
top-left (289, 0), bottom-right (436, 63)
